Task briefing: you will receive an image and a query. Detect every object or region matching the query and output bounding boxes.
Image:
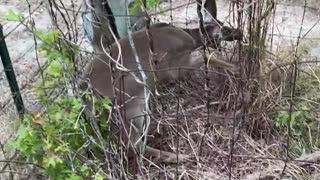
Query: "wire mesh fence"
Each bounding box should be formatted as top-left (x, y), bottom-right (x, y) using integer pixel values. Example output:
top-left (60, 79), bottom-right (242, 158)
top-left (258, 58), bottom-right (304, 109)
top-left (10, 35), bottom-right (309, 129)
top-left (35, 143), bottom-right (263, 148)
top-left (0, 0), bottom-right (320, 179)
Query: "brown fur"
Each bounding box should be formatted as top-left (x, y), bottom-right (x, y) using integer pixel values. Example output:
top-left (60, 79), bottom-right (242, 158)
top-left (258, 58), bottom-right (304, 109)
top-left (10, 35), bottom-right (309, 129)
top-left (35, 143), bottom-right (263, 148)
top-left (80, 23), bottom-right (238, 165)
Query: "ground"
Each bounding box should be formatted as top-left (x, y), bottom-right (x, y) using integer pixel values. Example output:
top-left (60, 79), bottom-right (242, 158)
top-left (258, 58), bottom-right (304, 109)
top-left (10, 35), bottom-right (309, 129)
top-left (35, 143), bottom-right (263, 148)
top-left (0, 0), bottom-right (320, 179)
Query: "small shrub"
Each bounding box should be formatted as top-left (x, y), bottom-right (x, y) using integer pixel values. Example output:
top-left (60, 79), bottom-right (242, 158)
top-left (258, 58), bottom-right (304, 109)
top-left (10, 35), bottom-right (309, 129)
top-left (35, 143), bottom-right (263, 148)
top-left (272, 68), bottom-right (320, 156)
top-left (9, 29), bottom-right (111, 179)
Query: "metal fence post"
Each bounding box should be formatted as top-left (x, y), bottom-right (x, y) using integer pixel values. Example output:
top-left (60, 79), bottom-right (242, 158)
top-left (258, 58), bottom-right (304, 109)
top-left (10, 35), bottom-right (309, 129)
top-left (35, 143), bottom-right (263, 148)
top-left (0, 24), bottom-right (25, 118)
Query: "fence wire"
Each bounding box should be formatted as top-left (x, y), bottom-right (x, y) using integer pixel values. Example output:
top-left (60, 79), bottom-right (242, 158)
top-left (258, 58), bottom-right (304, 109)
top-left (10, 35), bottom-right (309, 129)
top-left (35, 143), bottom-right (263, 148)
top-left (0, 0), bottom-right (320, 179)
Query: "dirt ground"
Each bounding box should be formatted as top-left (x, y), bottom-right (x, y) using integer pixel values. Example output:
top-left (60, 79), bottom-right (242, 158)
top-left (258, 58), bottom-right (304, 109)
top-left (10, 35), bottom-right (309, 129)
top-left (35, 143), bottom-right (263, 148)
top-left (0, 0), bottom-right (319, 179)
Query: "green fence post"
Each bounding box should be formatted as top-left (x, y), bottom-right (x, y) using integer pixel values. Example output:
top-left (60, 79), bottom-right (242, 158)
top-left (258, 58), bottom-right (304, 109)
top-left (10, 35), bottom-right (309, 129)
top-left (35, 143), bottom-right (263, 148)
top-left (0, 24), bottom-right (25, 119)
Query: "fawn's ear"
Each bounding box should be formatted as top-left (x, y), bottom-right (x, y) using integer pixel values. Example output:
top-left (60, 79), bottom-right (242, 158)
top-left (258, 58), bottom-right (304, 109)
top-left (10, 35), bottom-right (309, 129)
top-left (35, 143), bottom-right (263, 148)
top-left (196, 0), bottom-right (217, 21)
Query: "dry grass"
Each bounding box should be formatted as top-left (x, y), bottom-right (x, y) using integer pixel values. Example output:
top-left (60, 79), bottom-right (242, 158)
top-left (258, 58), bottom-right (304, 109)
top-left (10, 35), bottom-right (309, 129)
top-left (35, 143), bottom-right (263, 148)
top-left (1, 0), bottom-right (320, 179)
top-left (125, 47), bottom-right (320, 179)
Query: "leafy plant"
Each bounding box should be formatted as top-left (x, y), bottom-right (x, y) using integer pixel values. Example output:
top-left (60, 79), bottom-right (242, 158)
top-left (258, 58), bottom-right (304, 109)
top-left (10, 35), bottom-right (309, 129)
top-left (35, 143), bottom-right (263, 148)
top-left (4, 9), bottom-right (24, 21)
top-left (272, 67), bottom-right (320, 156)
top-left (274, 108), bottom-right (311, 132)
top-left (129, 0), bottom-right (161, 15)
top-left (273, 108), bottom-right (318, 155)
top-left (9, 29), bottom-right (111, 179)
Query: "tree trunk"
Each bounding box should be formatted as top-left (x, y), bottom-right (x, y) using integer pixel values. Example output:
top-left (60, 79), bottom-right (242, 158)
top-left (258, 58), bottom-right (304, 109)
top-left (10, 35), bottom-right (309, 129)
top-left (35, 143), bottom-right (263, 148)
top-left (82, 0), bottom-right (146, 49)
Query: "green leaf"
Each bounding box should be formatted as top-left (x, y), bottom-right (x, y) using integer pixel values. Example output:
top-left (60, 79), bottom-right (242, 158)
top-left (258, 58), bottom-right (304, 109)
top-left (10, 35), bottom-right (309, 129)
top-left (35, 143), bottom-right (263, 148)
top-left (129, 0), bottom-right (160, 15)
top-left (80, 165), bottom-right (90, 176)
top-left (47, 61), bottom-right (63, 77)
top-left (277, 111), bottom-right (289, 128)
top-left (66, 174), bottom-right (83, 180)
top-left (5, 9), bottom-right (23, 21)
top-left (147, 0), bottom-right (160, 8)
top-left (44, 156), bottom-right (63, 168)
top-left (47, 157), bottom-right (57, 167)
top-left (129, 1), bottom-right (141, 15)
top-left (53, 111), bottom-right (63, 121)
top-left (290, 112), bottom-right (298, 130)
top-left (37, 30), bottom-right (60, 43)
top-left (102, 98), bottom-right (111, 110)
top-left (71, 98), bottom-right (82, 111)
top-left (96, 175), bottom-right (105, 180)
top-left (54, 145), bottom-right (70, 154)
